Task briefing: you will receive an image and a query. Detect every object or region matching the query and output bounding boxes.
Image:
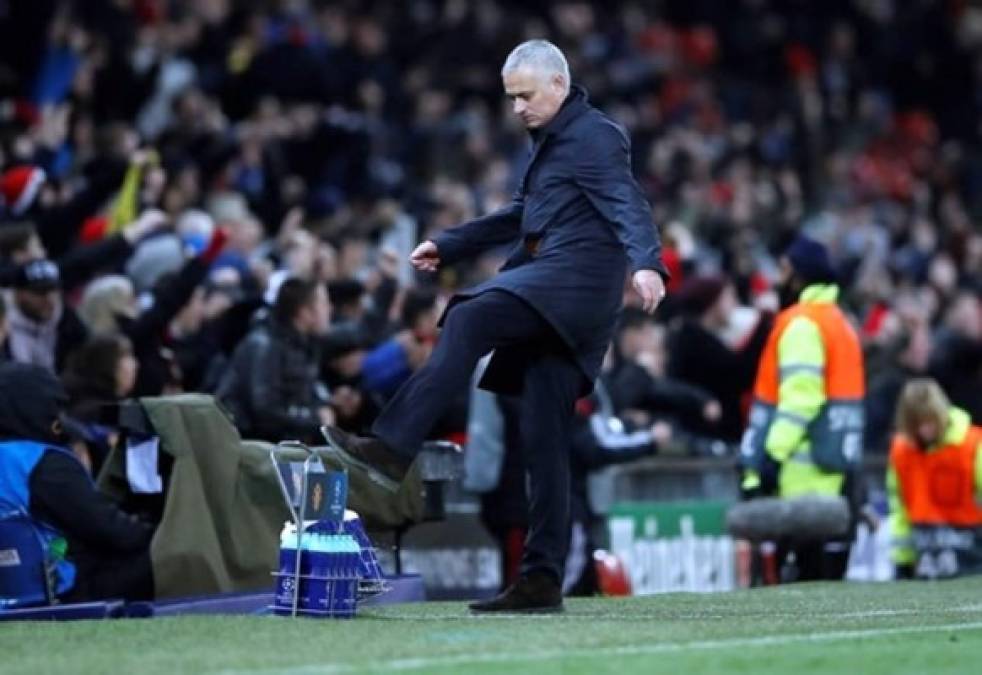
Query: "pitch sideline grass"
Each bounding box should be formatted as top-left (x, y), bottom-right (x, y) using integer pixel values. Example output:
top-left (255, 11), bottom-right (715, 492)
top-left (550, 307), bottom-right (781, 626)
top-left (2, 577), bottom-right (981, 674)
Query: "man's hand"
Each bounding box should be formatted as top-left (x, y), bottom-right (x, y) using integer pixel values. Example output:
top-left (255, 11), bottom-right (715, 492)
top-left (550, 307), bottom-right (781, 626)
top-left (330, 385), bottom-right (363, 420)
top-left (410, 240), bottom-right (441, 272)
top-left (123, 208), bottom-right (170, 244)
top-left (632, 269), bottom-right (666, 314)
top-left (364, 247), bottom-right (400, 291)
top-left (650, 421), bottom-right (673, 446)
top-left (130, 148), bottom-right (160, 169)
top-left (376, 247), bottom-right (400, 279)
top-left (317, 406), bottom-right (337, 427)
top-left (703, 399), bottom-right (723, 423)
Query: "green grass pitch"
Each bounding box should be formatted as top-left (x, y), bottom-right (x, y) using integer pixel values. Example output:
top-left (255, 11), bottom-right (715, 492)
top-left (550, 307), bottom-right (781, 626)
top-left (3, 578), bottom-right (982, 674)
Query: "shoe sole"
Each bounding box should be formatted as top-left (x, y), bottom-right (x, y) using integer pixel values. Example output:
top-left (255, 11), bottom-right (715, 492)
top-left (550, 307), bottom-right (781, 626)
top-left (320, 432), bottom-right (402, 490)
top-left (320, 426), bottom-right (410, 484)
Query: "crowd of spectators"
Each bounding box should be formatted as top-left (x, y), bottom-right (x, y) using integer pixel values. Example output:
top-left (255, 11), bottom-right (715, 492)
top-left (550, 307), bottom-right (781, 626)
top-left (0, 0), bottom-right (979, 489)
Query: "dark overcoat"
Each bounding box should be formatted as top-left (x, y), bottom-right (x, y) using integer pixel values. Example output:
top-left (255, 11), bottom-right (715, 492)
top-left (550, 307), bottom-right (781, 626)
top-left (434, 85), bottom-right (667, 395)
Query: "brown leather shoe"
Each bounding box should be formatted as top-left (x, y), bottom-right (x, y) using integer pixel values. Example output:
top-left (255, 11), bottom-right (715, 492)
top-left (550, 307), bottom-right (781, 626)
top-left (321, 426), bottom-right (411, 482)
top-left (468, 571), bottom-right (563, 614)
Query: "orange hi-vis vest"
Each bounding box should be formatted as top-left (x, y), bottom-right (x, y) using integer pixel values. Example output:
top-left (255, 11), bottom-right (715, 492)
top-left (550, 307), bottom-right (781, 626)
top-left (753, 301), bottom-right (865, 403)
top-left (890, 426), bottom-right (982, 527)
top-left (742, 301), bottom-right (865, 473)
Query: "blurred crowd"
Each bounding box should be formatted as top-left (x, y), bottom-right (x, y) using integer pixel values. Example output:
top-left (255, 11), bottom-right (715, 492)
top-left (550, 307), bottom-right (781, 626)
top-left (0, 0), bottom-right (979, 486)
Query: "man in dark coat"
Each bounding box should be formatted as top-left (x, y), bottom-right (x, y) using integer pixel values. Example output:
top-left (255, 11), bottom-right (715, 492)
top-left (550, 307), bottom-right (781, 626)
top-left (217, 278), bottom-right (334, 445)
top-left (326, 40), bottom-right (668, 612)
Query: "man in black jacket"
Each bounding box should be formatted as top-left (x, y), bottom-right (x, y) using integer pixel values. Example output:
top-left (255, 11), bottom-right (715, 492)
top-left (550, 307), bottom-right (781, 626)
top-left (0, 362), bottom-right (154, 602)
top-left (326, 40), bottom-right (668, 612)
top-left (667, 275), bottom-right (772, 443)
top-left (217, 278), bottom-right (334, 444)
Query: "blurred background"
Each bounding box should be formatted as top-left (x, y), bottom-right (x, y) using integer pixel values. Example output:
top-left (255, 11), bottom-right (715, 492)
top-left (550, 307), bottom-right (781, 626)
top-left (0, 0), bottom-right (979, 601)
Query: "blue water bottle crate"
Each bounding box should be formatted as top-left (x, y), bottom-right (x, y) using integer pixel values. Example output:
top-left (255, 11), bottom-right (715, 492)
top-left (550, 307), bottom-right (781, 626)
top-left (269, 445), bottom-right (384, 617)
top-left (272, 523), bottom-right (362, 618)
top-left (340, 511), bottom-right (388, 598)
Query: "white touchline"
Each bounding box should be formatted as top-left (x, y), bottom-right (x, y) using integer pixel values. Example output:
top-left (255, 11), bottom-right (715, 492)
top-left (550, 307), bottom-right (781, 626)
top-left (217, 619), bottom-right (982, 675)
top-left (353, 603), bottom-right (982, 622)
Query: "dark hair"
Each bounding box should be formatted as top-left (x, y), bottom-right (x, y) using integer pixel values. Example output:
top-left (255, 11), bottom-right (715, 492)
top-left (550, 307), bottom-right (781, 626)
top-left (62, 333), bottom-right (134, 402)
top-left (616, 306), bottom-right (653, 334)
top-left (0, 222), bottom-right (39, 260)
top-left (679, 275), bottom-right (727, 316)
top-left (274, 278), bottom-right (321, 325)
top-left (0, 362), bottom-right (68, 442)
top-left (327, 279), bottom-right (365, 309)
top-left (400, 288), bottom-right (437, 328)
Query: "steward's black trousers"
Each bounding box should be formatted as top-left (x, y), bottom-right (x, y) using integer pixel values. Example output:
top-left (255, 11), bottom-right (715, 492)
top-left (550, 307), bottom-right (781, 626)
top-left (373, 290), bottom-right (583, 583)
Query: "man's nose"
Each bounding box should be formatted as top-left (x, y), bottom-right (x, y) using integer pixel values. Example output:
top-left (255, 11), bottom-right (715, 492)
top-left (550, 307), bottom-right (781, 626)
top-left (513, 99), bottom-right (526, 115)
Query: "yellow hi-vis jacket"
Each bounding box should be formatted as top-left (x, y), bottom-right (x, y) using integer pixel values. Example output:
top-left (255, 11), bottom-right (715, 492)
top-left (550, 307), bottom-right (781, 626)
top-left (741, 283), bottom-right (865, 498)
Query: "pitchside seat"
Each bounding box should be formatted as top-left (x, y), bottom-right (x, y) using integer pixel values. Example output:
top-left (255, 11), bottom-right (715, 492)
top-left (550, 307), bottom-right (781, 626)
top-left (0, 510), bottom-right (148, 622)
top-left (95, 396), bottom-right (459, 598)
top-left (0, 510), bottom-right (53, 609)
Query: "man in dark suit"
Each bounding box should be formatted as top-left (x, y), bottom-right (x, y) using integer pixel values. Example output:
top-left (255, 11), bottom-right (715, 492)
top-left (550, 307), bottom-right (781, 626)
top-left (326, 39), bottom-right (668, 612)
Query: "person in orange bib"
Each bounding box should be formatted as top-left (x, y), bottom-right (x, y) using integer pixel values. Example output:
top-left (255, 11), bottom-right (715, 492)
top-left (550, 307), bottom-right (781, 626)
top-left (888, 378), bottom-right (982, 579)
top-left (740, 235), bottom-right (865, 580)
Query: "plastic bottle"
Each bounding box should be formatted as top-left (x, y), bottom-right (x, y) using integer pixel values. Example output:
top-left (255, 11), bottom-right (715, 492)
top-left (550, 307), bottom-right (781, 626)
top-left (340, 534), bottom-right (359, 617)
top-left (274, 522), bottom-right (302, 615)
top-left (326, 534), bottom-right (341, 616)
top-left (305, 533), bottom-right (331, 614)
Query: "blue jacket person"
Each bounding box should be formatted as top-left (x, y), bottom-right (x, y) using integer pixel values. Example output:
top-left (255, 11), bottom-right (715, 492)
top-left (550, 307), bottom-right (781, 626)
top-left (326, 40), bottom-right (668, 612)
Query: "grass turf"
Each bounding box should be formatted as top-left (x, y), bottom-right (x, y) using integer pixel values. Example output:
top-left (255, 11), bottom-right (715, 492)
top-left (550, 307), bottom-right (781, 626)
top-left (2, 578), bottom-right (982, 674)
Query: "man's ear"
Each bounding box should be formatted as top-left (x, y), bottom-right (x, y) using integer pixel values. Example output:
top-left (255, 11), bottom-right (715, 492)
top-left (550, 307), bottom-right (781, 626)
top-left (553, 73), bottom-right (567, 95)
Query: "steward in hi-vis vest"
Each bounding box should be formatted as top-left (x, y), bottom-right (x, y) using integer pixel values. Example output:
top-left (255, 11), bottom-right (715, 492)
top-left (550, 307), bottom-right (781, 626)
top-left (0, 362), bottom-right (153, 605)
top-left (740, 236), bottom-right (865, 581)
top-left (888, 379), bottom-right (982, 579)
top-left (741, 237), bottom-right (865, 498)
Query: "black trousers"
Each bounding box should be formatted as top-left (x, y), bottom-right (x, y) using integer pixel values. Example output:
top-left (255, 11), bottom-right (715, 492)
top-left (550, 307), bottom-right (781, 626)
top-left (778, 539), bottom-right (851, 582)
top-left (64, 549), bottom-right (154, 602)
top-left (373, 290), bottom-right (584, 582)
